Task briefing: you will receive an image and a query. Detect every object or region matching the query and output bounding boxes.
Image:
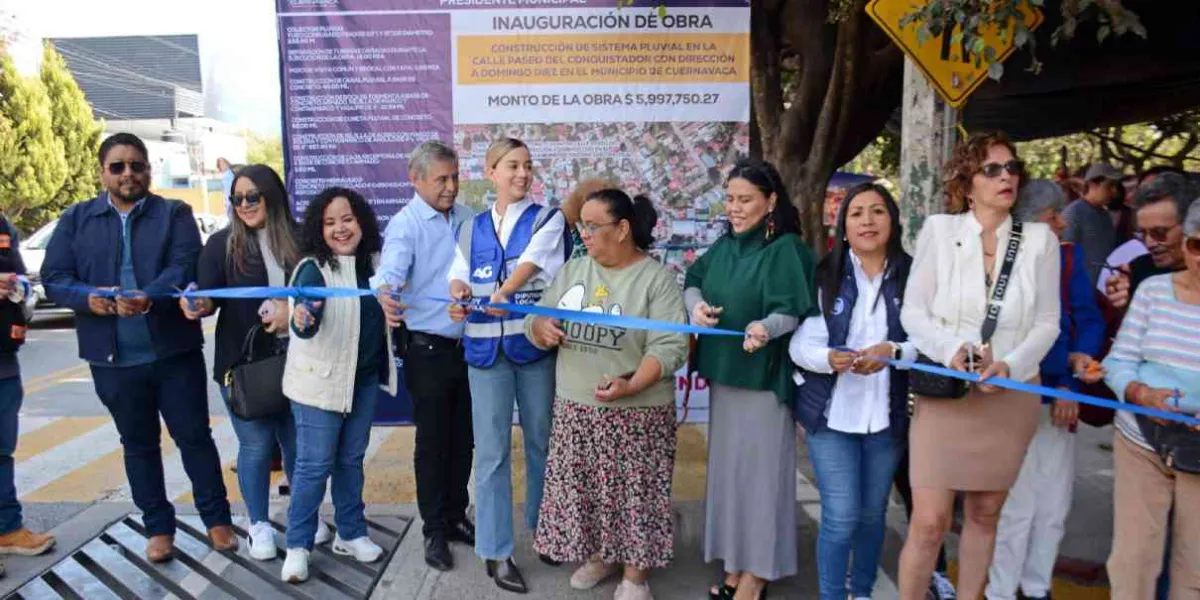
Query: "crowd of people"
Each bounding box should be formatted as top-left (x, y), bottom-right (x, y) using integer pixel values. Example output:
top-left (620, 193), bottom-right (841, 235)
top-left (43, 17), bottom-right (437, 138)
top-left (0, 129), bottom-right (1188, 599)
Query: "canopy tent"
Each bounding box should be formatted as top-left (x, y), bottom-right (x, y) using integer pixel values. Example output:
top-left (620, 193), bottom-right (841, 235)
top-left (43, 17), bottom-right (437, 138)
top-left (961, 0), bottom-right (1200, 141)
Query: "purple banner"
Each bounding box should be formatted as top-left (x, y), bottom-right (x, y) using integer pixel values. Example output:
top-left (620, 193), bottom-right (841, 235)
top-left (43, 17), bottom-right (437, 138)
top-left (279, 11), bottom-right (452, 220)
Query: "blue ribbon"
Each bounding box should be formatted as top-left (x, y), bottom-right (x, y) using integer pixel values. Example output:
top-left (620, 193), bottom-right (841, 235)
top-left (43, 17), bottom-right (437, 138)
top-left (489, 302), bottom-right (745, 337)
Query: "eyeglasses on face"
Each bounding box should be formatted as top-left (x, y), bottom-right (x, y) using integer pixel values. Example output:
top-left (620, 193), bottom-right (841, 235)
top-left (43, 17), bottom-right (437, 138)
top-left (980, 160), bottom-right (1023, 178)
top-left (1185, 236), bottom-right (1200, 256)
top-left (1134, 224), bottom-right (1180, 244)
top-left (106, 161), bottom-right (148, 176)
top-left (576, 221), bottom-right (618, 236)
top-left (229, 190), bottom-right (264, 208)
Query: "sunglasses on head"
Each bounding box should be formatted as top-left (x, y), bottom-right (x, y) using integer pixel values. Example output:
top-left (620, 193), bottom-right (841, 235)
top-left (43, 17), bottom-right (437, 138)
top-left (106, 161), bottom-right (148, 176)
top-left (1134, 224), bottom-right (1179, 244)
top-left (980, 160), bottom-right (1023, 178)
top-left (229, 190), bottom-right (264, 208)
top-left (1186, 237), bottom-right (1200, 256)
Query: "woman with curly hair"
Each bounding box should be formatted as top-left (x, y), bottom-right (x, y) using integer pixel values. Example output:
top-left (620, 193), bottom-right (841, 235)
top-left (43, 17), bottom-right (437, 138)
top-left (897, 132), bottom-right (1061, 600)
top-left (279, 187), bottom-right (397, 584)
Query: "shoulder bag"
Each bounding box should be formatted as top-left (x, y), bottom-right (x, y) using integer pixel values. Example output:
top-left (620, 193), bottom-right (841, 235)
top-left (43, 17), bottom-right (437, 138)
top-left (224, 325), bottom-right (290, 420)
top-left (909, 221), bottom-right (1024, 399)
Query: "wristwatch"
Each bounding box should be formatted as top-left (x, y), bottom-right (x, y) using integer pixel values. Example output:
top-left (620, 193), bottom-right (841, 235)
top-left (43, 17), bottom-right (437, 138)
top-left (888, 341), bottom-right (902, 361)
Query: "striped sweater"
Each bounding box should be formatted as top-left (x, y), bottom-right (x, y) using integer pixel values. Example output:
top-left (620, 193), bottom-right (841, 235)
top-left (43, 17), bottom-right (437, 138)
top-left (1103, 274), bottom-right (1200, 450)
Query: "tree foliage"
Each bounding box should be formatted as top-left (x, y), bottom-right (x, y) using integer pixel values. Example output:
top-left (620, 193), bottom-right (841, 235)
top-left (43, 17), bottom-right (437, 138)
top-left (0, 51), bottom-right (68, 231)
top-left (41, 42), bottom-right (103, 218)
top-left (1016, 113), bottom-right (1200, 178)
top-left (245, 131), bottom-right (284, 180)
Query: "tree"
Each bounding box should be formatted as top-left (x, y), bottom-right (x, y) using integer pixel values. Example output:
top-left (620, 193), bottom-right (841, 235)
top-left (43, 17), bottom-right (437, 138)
top-left (245, 131), bottom-right (284, 179)
top-left (41, 42), bottom-right (102, 217)
top-left (0, 50), bottom-right (67, 231)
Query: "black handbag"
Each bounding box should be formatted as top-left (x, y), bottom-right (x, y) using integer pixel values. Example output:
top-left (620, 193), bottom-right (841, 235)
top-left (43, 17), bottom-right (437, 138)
top-left (1138, 417), bottom-right (1200, 474)
top-left (909, 222), bottom-right (1024, 400)
top-left (224, 325), bottom-right (289, 420)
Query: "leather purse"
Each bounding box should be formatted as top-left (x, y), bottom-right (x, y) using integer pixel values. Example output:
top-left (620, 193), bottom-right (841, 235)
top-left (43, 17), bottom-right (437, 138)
top-left (224, 325), bottom-right (289, 420)
top-left (1138, 417), bottom-right (1200, 474)
top-left (909, 222), bottom-right (1024, 400)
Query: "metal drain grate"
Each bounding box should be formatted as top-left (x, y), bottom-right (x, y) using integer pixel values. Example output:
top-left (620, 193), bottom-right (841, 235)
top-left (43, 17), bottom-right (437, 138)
top-left (10, 513), bottom-right (411, 600)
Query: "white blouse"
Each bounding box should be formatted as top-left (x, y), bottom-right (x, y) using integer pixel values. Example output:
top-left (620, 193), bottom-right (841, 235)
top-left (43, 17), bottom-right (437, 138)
top-left (447, 198), bottom-right (567, 289)
top-left (900, 212), bottom-right (1061, 384)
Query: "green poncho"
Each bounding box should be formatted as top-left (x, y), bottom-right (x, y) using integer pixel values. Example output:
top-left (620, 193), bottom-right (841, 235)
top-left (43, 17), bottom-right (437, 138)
top-left (684, 226), bottom-right (817, 405)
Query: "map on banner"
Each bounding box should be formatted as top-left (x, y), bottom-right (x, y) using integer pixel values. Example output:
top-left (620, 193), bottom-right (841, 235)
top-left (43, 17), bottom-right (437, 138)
top-left (275, 0), bottom-right (751, 422)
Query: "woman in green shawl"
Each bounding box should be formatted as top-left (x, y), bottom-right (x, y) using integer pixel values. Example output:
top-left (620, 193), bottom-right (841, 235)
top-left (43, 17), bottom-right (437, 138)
top-left (686, 159), bottom-right (817, 600)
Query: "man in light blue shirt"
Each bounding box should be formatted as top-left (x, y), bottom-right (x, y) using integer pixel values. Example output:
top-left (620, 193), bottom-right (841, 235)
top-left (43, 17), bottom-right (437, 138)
top-left (373, 141), bottom-right (475, 572)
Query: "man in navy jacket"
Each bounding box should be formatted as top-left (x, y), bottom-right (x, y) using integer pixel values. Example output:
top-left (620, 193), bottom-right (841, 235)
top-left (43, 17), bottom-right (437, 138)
top-left (41, 133), bottom-right (235, 563)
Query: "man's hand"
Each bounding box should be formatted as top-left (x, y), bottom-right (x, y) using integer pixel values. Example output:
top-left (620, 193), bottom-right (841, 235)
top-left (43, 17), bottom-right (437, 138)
top-left (743, 321), bottom-right (768, 353)
top-left (376, 286), bottom-right (406, 329)
top-left (531, 317), bottom-right (565, 349)
top-left (1105, 265), bottom-right (1131, 310)
top-left (0, 273), bottom-right (16, 296)
top-left (449, 280), bottom-right (470, 322)
top-left (1052, 398), bottom-right (1080, 429)
top-left (115, 291), bottom-right (151, 317)
top-left (88, 290), bottom-right (118, 317)
top-left (691, 301), bottom-right (723, 328)
top-left (851, 342), bottom-right (893, 375)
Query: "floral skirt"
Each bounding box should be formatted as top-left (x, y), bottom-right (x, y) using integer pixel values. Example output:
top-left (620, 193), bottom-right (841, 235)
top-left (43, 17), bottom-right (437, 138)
top-left (533, 399), bottom-right (677, 569)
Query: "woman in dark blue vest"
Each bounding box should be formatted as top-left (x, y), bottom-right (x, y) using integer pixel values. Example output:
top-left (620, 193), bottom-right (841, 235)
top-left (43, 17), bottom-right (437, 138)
top-left (790, 183), bottom-right (914, 600)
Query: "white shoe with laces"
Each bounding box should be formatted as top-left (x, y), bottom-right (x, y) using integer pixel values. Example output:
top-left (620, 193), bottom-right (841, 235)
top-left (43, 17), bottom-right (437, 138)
top-left (247, 522), bottom-right (277, 561)
top-left (281, 548), bottom-right (309, 583)
top-left (314, 520), bottom-right (333, 545)
top-left (332, 535), bottom-right (383, 563)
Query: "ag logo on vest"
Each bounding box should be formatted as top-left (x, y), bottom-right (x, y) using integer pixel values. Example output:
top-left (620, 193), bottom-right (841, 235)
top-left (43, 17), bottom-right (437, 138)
top-left (472, 265), bottom-right (493, 279)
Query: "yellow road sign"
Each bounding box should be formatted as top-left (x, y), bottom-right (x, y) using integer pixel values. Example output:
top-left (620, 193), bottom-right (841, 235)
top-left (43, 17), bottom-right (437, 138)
top-left (866, 0), bottom-right (1043, 108)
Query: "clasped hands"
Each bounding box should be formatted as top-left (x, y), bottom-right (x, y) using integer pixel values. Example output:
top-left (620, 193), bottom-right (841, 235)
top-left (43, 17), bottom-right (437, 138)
top-left (827, 343), bottom-right (894, 376)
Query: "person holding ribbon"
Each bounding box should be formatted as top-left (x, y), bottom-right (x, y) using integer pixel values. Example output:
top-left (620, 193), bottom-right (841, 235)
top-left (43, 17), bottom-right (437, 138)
top-left (41, 133), bottom-right (235, 564)
top-left (790, 182), bottom-right (914, 600)
top-left (179, 164), bottom-right (331, 560)
top-left (279, 187), bottom-right (396, 583)
top-left (986, 179), bottom-right (1106, 600)
top-left (447, 137), bottom-right (569, 594)
top-left (1102, 198), bottom-right (1200, 600)
top-left (686, 158), bottom-right (816, 600)
top-left (526, 189), bottom-right (688, 600)
top-left (897, 132), bottom-right (1061, 600)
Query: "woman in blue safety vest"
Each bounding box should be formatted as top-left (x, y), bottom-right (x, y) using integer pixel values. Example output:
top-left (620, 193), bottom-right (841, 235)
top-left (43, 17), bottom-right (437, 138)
top-left (447, 137), bottom-right (570, 594)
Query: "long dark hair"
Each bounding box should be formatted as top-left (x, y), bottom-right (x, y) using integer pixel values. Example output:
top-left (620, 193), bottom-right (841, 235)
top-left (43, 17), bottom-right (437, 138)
top-left (585, 188), bottom-right (658, 250)
top-left (299, 187), bottom-right (382, 278)
top-left (819, 182), bottom-right (905, 319)
top-left (723, 158), bottom-right (801, 241)
top-left (227, 164), bottom-right (300, 276)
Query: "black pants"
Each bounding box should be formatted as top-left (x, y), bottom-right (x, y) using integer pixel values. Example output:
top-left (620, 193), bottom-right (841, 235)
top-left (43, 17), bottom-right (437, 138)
top-left (894, 447), bottom-right (948, 573)
top-left (91, 350), bottom-right (232, 536)
top-left (405, 333), bottom-right (474, 538)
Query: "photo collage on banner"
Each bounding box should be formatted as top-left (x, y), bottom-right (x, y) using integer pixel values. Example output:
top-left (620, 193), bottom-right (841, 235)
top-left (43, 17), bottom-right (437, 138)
top-left (275, 0), bottom-right (751, 423)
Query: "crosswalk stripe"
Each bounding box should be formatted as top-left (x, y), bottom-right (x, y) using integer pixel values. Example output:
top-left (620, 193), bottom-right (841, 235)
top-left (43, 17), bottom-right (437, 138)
top-left (23, 426), bottom-right (177, 503)
top-left (16, 421), bottom-right (125, 499)
top-left (13, 417), bottom-right (107, 463)
top-left (17, 415), bottom-right (59, 436)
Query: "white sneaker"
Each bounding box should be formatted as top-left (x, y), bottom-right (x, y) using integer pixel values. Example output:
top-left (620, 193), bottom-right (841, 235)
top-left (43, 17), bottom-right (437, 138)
top-left (570, 560), bottom-right (620, 590)
top-left (331, 535), bottom-right (383, 563)
top-left (247, 522), bottom-right (278, 561)
top-left (281, 548), bottom-right (310, 583)
top-left (613, 579), bottom-right (653, 600)
top-left (314, 520), bottom-right (333, 545)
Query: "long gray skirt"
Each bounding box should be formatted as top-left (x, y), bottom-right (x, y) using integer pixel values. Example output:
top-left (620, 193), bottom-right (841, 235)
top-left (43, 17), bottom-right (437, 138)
top-left (704, 384), bottom-right (798, 580)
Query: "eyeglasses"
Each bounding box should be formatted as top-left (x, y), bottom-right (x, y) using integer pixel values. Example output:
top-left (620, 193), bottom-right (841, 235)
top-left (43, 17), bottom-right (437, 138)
top-left (106, 161), bottom-right (148, 176)
top-left (980, 160), bottom-right (1023, 178)
top-left (576, 222), bottom-right (618, 236)
top-left (229, 190), bottom-right (264, 208)
top-left (1186, 237), bottom-right (1200, 255)
top-left (1133, 224), bottom-right (1180, 244)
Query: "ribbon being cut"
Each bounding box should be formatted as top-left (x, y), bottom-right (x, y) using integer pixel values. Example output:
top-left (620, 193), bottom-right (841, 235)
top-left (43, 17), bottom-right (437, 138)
top-left (46, 282), bottom-right (1199, 428)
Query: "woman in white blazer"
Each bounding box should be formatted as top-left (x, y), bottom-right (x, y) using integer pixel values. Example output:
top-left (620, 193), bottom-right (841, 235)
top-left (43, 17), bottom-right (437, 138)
top-left (896, 132), bottom-right (1061, 600)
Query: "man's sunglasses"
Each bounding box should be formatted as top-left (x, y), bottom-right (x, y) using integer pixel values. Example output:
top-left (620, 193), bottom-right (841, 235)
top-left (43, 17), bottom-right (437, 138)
top-left (980, 160), bottom-right (1023, 178)
top-left (1133, 224), bottom-right (1180, 244)
top-left (229, 190), bottom-right (264, 208)
top-left (1186, 236), bottom-right (1200, 256)
top-left (106, 161), bottom-right (148, 176)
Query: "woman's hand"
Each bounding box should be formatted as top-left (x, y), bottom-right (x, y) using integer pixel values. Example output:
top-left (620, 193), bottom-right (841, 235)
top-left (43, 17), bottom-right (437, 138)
top-left (691, 301), bottom-right (723, 328)
top-left (531, 317), bottom-right (565, 349)
top-left (850, 342), bottom-right (893, 375)
top-left (743, 321), bottom-right (768, 353)
top-left (292, 300), bottom-right (322, 333)
top-left (1129, 383), bottom-right (1181, 426)
top-left (828, 349), bottom-right (858, 374)
top-left (178, 294), bottom-right (213, 321)
top-left (1052, 398), bottom-right (1080, 429)
top-left (949, 344), bottom-right (980, 373)
top-left (976, 360), bottom-right (1010, 394)
top-left (485, 291), bottom-right (509, 318)
top-left (261, 299), bottom-right (289, 334)
top-left (594, 375), bottom-right (634, 403)
top-left (1069, 352), bottom-right (1105, 384)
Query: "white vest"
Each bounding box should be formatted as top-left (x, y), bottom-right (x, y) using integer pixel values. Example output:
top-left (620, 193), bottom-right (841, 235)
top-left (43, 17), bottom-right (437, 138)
top-left (283, 255), bottom-right (397, 413)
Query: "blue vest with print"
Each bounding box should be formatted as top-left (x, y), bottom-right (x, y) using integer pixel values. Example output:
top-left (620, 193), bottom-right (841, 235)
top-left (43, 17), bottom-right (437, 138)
top-left (794, 253), bottom-right (912, 439)
top-left (463, 206), bottom-right (555, 369)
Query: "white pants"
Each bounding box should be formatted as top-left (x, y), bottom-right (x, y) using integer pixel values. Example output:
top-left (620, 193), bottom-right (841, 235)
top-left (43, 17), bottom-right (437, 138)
top-left (986, 404), bottom-right (1076, 600)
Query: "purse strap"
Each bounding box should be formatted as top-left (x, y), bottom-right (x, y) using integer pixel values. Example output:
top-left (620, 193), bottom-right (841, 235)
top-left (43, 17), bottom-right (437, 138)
top-left (240, 324), bottom-right (268, 362)
top-left (980, 221), bottom-right (1023, 345)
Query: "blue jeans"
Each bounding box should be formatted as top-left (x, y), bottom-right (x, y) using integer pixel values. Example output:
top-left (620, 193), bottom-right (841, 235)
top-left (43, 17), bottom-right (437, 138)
top-left (468, 353), bottom-right (554, 560)
top-left (285, 374), bottom-right (379, 550)
top-left (0, 376), bottom-right (22, 535)
top-left (219, 386), bottom-right (296, 525)
top-left (807, 428), bottom-right (902, 600)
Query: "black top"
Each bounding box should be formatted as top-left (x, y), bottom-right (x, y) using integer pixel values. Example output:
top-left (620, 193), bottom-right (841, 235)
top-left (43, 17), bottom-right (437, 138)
top-left (1129, 253), bottom-right (1180, 296)
top-left (198, 227), bottom-right (291, 383)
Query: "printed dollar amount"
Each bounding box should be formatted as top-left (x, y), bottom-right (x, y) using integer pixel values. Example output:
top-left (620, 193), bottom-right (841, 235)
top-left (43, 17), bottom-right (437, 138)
top-left (624, 93), bottom-right (720, 106)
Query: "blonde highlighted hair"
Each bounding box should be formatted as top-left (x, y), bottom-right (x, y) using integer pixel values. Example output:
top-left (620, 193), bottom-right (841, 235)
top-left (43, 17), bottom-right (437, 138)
top-left (943, 131), bottom-right (1025, 214)
top-left (485, 137), bottom-right (529, 171)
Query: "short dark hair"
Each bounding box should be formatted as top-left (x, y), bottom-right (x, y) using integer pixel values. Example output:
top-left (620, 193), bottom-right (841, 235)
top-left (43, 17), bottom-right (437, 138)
top-left (1137, 165), bottom-right (1185, 186)
top-left (1133, 171), bottom-right (1196, 223)
top-left (299, 187), bottom-right (382, 277)
top-left (98, 132), bottom-right (149, 165)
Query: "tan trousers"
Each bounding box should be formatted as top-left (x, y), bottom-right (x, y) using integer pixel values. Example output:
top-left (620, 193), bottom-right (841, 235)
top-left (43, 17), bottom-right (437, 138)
top-left (1108, 431), bottom-right (1200, 600)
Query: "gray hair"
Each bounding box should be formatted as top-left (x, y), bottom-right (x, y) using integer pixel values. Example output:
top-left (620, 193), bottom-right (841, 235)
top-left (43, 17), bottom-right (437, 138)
top-left (1133, 171), bottom-right (1196, 224)
top-left (408, 141), bottom-right (458, 180)
top-left (1185, 198), bottom-right (1200, 237)
top-left (1014, 179), bottom-right (1066, 223)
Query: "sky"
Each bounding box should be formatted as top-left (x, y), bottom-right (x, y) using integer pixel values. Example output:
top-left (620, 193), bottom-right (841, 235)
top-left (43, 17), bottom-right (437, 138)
top-left (18, 0), bottom-right (283, 135)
